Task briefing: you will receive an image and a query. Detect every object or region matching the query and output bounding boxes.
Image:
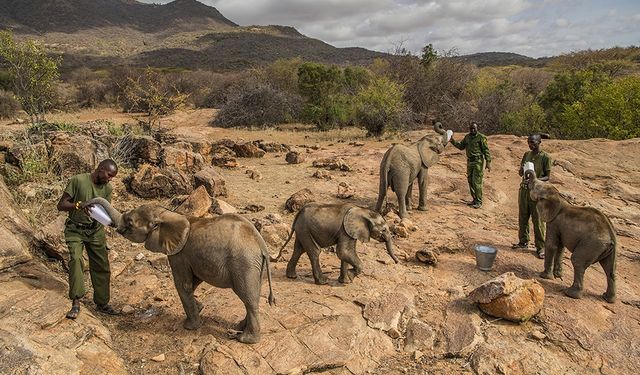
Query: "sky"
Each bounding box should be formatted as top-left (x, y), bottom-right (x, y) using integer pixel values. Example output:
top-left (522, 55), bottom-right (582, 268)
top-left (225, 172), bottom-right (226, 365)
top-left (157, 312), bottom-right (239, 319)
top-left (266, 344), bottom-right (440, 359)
top-left (139, 0), bottom-right (640, 58)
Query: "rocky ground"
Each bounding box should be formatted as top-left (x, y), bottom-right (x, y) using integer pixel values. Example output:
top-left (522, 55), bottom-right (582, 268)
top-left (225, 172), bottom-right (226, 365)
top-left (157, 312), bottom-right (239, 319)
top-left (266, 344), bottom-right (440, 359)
top-left (1, 108), bottom-right (639, 375)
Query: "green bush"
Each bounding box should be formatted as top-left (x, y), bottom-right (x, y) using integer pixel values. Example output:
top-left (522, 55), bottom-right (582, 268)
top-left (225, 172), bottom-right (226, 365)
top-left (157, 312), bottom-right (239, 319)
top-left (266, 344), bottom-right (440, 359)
top-left (298, 62), bottom-right (350, 129)
top-left (559, 76), bottom-right (640, 139)
top-left (538, 65), bottom-right (611, 137)
top-left (355, 77), bottom-right (408, 136)
top-left (499, 102), bottom-right (546, 136)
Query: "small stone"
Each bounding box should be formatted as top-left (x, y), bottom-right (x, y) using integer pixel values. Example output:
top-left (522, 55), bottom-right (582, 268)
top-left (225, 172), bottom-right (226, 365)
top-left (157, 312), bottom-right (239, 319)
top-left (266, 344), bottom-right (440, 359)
top-left (121, 305), bottom-right (135, 314)
top-left (151, 354), bottom-right (165, 362)
top-left (531, 330), bottom-right (546, 340)
top-left (387, 327), bottom-right (401, 339)
top-left (413, 350), bottom-right (424, 361)
top-left (134, 253), bottom-right (146, 261)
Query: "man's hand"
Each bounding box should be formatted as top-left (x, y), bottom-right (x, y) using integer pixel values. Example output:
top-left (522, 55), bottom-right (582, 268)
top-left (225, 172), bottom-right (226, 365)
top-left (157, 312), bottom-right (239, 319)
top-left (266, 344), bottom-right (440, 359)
top-left (486, 164), bottom-right (491, 172)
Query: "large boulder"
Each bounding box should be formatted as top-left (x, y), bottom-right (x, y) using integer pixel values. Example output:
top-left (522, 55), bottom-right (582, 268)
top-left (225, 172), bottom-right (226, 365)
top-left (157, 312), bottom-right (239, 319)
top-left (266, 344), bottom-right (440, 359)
top-left (111, 135), bottom-right (162, 168)
top-left (285, 188), bottom-right (316, 212)
top-left (174, 186), bottom-right (212, 218)
top-left (468, 272), bottom-right (545, 322)
top-left (127, 164), bottom-right (193, 198)
top-left (285, 150), bottom-right (305, 164)
top-left (161, 146), bottom-right (205, 174)
top-left (194, 167), bottom-right (228, 197)
top-left (210, 146), bottom-right (238, 169)
top-left (0, 177), bottom-right (33, 270)
top-left (48, 132), bottom-right (110, 177)
top-left (34, 214), bottom-right (68, 261)
top-left (233, 142), bottom-right (266, 158)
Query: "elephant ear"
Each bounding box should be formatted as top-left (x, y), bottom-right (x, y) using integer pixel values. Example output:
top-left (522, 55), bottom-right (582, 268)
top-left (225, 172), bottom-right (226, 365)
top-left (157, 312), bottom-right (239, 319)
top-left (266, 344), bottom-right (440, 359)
top-left (534, 185), bottom-right (562, 222)
top-left (144, 208), bottom-right (190, 256)
top-left (417, 139), bottom-right (441, 168)
top-left (343, 207), bottom-right (371, 243)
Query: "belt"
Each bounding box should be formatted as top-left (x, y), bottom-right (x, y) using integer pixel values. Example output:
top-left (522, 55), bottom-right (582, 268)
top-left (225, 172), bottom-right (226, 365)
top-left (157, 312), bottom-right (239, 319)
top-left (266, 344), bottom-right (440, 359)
top-left (468, 156), bottom-right (484, 162)
top-left (67, 220), bottom-right (100, 230)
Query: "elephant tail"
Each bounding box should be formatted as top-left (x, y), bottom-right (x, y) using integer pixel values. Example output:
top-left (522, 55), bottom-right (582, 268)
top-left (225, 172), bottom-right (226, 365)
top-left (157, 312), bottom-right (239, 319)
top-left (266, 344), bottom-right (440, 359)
top-left (375, 149), bottom-right (392, 213)
top-left (270, 210), bottom-right (301, 262)
top-left (262, 252), bottom-right (276, 306)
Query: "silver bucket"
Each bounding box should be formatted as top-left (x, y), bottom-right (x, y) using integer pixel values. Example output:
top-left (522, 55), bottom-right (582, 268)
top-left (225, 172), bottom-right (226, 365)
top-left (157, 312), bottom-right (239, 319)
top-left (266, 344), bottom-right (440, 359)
top-left (474, 245), bottom-right (497, 271)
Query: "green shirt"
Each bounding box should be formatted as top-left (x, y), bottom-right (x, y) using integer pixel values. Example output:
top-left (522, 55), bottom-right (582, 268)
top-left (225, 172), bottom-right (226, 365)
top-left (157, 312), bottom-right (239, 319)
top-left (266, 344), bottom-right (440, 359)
top-left (451, 133), bottom-right (492, 166)
top-left (520, 151), bottom-right (552, 182)
top-left (64, 173), bottom-right (112, 225)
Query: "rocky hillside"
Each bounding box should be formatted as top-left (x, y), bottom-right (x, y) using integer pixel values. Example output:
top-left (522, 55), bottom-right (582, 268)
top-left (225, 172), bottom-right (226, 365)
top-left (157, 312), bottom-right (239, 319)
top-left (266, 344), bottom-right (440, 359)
top-left (0, 110), bottom-right (639, 374)
top-left (0, 0), bottom-right (386, 71)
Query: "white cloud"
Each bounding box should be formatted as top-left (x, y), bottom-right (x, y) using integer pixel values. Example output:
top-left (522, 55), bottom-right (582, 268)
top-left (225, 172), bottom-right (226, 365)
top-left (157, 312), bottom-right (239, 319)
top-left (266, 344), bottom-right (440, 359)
top-left (137, 0), bottom-right (640, 58)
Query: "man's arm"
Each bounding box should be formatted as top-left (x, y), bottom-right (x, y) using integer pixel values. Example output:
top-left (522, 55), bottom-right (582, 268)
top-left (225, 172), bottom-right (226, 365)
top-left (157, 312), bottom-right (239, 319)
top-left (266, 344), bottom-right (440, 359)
top-left (481, 136), bottom-right (491, 171)
top-left (539, 154), bottom-right (551, 181)
top-left (450, 135), bottom-right (466, 150)
top-left (57, 192), bottom-right (76, 212)
top-left (518, 153), bottom-right (526, 177)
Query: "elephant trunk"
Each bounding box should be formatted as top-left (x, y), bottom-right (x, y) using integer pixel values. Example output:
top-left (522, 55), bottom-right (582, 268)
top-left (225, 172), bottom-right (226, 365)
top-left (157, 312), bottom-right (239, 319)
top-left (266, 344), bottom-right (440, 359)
top-left (83, 197), bottom-right (123, 228)
top-left (385, 236), bottom-right (399, 263)
top-left (433, 121), bottom-right (449, 146)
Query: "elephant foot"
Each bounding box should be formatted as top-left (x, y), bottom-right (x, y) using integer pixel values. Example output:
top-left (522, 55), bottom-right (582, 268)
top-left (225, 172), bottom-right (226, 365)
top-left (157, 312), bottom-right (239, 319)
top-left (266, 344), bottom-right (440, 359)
top-left (417, 205), bottom-right (427, 211)
top-left (237, 331), bottom-right (260, 344)
top-left (183, 316), bottom-right (202, 330)
top-left (314, 276), bottom-right (328, 285)
top-left (539, 271), bottom-right (553, 280)
top-left (286, 271), bottom-right (298, 279)
top-left (553, 270), bottom-right (563, 279)
top-left (338, 274), bottom-right (352, 284)
top-left (603, 292), bottom-right (616, 304)
top-left (564, 287), bottom-right (583, 299)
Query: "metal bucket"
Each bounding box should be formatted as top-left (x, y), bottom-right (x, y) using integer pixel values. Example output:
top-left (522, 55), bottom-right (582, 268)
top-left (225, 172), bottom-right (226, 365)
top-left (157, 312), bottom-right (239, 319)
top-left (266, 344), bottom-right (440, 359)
top-left (474, 245), bottom-right (497, 271)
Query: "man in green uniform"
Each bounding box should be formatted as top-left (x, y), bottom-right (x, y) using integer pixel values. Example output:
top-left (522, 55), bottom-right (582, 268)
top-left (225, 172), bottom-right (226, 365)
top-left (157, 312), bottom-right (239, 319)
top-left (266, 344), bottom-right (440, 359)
top-left (512, 134), bottom-right (552, 259)
top-left (450, 122), bottom-right (492, 209)
top-left (57, 159), bottom-right (119, 319)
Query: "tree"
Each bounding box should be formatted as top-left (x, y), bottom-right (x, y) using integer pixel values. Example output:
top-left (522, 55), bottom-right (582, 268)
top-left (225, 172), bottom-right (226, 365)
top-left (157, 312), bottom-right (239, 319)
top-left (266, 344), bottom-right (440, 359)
top-left (355, 76), bottom-right (409, 137)
top-left (0, 31), bottom-right (61, 124)
top-left (420, 43), bottom-right (438, 67)
top-left (297, 62), bottom-right (350, 129)
top-left (559, 76), bottom-right (640, 139)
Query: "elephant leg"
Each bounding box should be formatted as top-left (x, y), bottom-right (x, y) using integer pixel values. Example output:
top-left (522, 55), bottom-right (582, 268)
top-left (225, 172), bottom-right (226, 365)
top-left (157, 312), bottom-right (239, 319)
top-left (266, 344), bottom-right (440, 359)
top-left (193, 276), bottom-right (204, 312)
top-left (417, 169), bottom-right (428, 211)
top-left (299, 236), bottom-right (327, 285)
top-left (233, 278), bottom-right (262, 344)
top-left (553, 247), bottom-right (565, 279)
top-left (406, 182), bottom-right (413, 211)
top-left (169, 261), bottom-right (202, 330)
top-left (394, 181), bottom-right (409, 219)
top-left (540, 233), bottom-right (559, 279)
top-left (337, 239), bottom-right (362, 284)
top-left (599, 252), bottom-right (616, 303)
top-left (286, 238), bottom-right (304, 279)
top-left (565, 252), bottom-right (586, 299)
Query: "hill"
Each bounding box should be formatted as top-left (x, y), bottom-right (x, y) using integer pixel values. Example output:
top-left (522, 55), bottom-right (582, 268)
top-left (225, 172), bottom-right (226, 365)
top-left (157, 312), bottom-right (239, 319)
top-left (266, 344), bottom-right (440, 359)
top-left (0, 0), bottom-right (386, 71)
top-left (453, 51), bottom-right (548, 67)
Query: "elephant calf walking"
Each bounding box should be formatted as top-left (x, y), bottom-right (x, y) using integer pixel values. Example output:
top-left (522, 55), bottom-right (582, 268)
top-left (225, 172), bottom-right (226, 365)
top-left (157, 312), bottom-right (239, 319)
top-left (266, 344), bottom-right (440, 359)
top-left (83, 198), bottom-right (275, 343)
top-left (526, 171), bottom-right (617, 303)
top-left (272, 203), bottom-right (398, 285)
top-left (376, 122), bottom-right (450, 219)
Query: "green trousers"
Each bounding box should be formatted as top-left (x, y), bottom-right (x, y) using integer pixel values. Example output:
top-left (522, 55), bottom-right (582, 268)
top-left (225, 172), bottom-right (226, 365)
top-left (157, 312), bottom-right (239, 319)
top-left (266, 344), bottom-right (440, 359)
top-left (65, 223), bottom-right (110, 305)
top-left (518, 186), bottom-right (545, 251)
top-left (467, 160), bottom-right (484, 203)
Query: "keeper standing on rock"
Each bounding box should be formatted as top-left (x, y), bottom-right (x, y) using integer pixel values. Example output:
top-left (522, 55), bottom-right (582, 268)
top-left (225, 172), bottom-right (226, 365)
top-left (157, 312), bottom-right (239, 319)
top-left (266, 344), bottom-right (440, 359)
top-left (450, 122), bottom-right (492, 209)
top-left (57, 159), bottom-right (119, 319)
top-left (512, 134), bottom-right (552, 259)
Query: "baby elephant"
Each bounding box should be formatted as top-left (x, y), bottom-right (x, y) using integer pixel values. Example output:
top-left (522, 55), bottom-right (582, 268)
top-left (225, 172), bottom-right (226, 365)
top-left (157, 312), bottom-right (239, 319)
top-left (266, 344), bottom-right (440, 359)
top-left (272, 203), bottom-right (399, 285)
top-left (83, 197), bottom-right (275, 343)
top-left (526, 171), bottom-right (617, 303)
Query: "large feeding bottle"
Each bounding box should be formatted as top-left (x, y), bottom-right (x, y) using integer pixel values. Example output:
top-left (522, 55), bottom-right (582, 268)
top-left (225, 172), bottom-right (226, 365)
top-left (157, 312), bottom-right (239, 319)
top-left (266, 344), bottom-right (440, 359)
top-left (88, 205), bottom-right (112, 226)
